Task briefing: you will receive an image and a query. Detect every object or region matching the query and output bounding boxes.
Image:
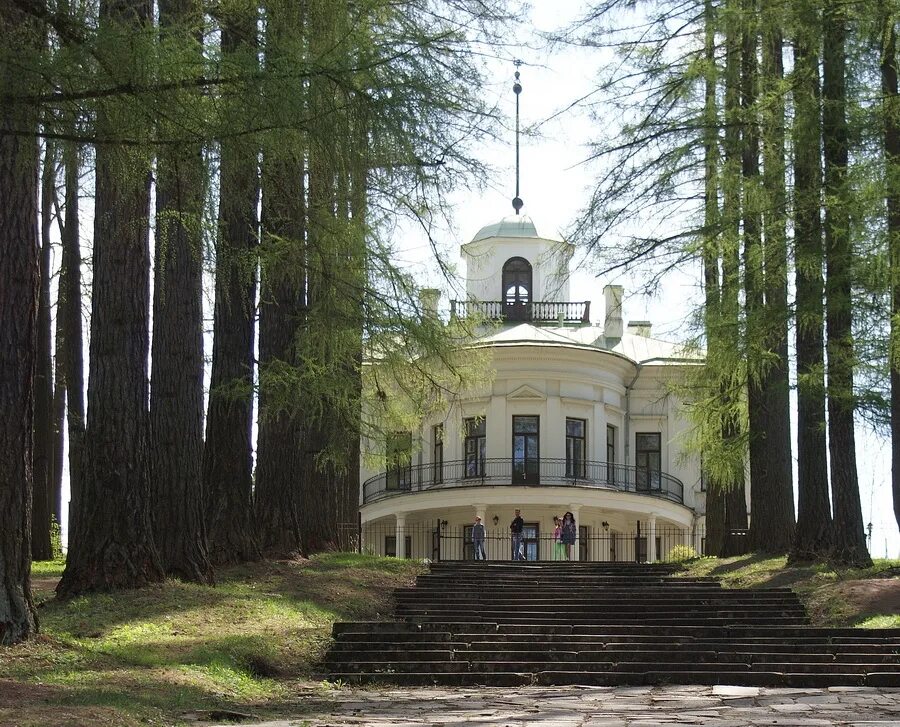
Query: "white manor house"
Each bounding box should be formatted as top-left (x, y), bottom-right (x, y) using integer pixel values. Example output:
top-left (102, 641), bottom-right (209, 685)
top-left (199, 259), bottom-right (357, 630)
top-left (358, 214), bottom-right (707, 563)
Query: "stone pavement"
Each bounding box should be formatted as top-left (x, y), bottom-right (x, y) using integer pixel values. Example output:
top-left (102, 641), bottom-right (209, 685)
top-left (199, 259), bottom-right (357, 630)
top-left (212, 685), bottom-right (900, 726)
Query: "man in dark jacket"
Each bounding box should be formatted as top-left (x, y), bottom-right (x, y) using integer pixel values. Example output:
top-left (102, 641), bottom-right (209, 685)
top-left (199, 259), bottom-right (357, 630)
top-left (510, 509), bottom-right (524, 561)
top-left (472, 516), bottom-right (486, 560)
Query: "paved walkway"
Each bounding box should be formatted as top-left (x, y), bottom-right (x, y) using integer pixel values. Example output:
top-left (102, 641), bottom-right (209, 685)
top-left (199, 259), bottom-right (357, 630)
top-left (212, 685), bottom-right (900, 726)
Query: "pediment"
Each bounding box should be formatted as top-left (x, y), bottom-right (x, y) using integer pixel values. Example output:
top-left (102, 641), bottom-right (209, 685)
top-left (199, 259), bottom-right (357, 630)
top-left (507, 384), bottom-right (546, 401)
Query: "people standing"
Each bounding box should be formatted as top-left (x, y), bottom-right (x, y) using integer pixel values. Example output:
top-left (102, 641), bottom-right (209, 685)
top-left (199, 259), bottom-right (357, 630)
top-left (553, 516), bottom-right (565, 561)
top-left (510, 509), bottom-right (524, 561)
top-left (561, 511), bottom-right (577, 560)
top-left (472, 516), bottom-right (486, 560)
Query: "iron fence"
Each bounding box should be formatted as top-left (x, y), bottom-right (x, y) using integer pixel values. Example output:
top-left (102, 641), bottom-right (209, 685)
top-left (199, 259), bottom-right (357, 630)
top-left (338, 521), bottom-right (710, 563)
top-left (364, 457), bottom-right (685, 505)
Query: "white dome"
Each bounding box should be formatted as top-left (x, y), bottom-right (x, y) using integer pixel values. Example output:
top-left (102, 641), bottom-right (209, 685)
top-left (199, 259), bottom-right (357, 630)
top-left (471, 215), bottom-right (558, 243)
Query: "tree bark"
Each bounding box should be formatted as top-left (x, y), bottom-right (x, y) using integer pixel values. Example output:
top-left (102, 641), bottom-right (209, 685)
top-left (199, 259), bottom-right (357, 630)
top-left (149, 0), bottom-right (213, 584)
top-left (31, 141), bottom-right (55, 561)
top-left (59, 137), bottom-right (84, 558)
top-left (791, 0), bottom-right (832, 561)
top-left (822, 0), bottom-right (872, 567)
top-left (758, 0), bottom-right (795, 551)
top-left (203, 8), bottom-right (261, 565)
top-left (57, 0), bottom-right (165, 596)
top-left (51, 299), bottom-right (66, 531)
top-left (882, 4), bottom-right (900, 537)
top-left (0, 0), bottom-right (40, 644)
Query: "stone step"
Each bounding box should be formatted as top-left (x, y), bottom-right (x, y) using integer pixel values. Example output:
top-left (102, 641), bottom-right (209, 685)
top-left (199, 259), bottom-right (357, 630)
top-left (404, 615), bottom-right (811, 626)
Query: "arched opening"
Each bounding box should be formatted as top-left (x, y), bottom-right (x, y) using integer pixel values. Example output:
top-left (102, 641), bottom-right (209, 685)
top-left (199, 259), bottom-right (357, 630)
top-left (502, 257), bottom-right (532, 321)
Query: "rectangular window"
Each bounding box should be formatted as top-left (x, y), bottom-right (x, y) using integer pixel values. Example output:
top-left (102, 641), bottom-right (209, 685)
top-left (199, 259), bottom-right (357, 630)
top-left (606, 424), bottom-right (617, 483)
top-left (432, 423), bottom-right (444, 484)
top-left (512, 415), bottom-right (539, 484)
top-left (464, 417), bottom-right (486, 478)
top-left (635, 432), bottom-right (661, 491)
top-left (386, 432), bottom-right (412, 490)
top-left (385, 535), bottom-right (412, 558)
top-left (566, 418), bottom-right (587, 478)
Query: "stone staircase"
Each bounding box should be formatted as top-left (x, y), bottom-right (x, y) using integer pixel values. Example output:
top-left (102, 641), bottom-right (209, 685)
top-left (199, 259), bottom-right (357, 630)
top-left (325, 561), bottom-right (900, 687)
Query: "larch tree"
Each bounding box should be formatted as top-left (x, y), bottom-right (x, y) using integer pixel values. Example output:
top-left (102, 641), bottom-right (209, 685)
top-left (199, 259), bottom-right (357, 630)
top-left (202, 3), bottom-right (262, 566)
top-left (0, 0), bottom-right (41, 644)
top-left (822, 0), bottom-right (873, 567)
top-left (790, 0), bottom-right (832, 561)
top-left (58, 0), bottom-right (165, 596)
top-left (149, 0), bottom-right (213, 583)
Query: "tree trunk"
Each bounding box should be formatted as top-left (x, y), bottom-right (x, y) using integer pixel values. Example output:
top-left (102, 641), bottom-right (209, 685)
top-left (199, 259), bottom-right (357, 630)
top-left (255, 0), bottom-right (308, 557)
top-left (203, 10), bottom-right (261, 565)
top-left (719, 0), bottom-right (748, 549)
top-left (58, 0), bottom-right (165, 596)
top-left (31, 141), bottom-right (55, 561)
top-left (883, 4), bottom-right (900, 537)
top-left (149, 0), bottom-right (213, 584)
top-left (791, 0), bottom-right (832, 561)
top-left (758, 0), bottom-right (795, 551)
top-left (0, 0), bottom-right (40, 644)
top-left (59, 138), bottom-right (84, 558)
top-left (822, 0), bottom-right (872, 567)
top-left (51, 299), bottom-right (66, 532)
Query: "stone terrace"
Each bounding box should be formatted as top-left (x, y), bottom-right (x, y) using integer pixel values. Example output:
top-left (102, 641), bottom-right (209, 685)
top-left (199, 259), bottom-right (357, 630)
top-left (325, 561), bottom-right (900, 687)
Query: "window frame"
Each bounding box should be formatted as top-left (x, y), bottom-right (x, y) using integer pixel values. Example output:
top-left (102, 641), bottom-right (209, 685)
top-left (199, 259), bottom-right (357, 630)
top-left (635, 431), bottom-right (661, 491)
top-left (565, 417), bottom-right (587, 478)
top-left (464, 417), bottom-right (486, 478)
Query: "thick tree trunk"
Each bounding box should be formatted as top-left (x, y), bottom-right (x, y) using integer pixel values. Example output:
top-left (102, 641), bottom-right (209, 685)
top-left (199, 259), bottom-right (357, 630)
top-left (31, 142), bottom-right (55, 561)
top-left (255, 0), bottom-right (309, 557)
top-left (822, 0), bottom-right (872, 567)
top-left (759, 0), bottom-right (795, 550)
top-left (883, 6), bottom-right (900, 537)
top-left (149, 0), bottom-right (213, 584)
top-left (718, 0), bottom-right (748, 549)
top-left (0, 0), bottom-right (40, 644)
top-left (203, 13), bottom-right (261, 565)
top-left (791, 1), bottom-right (832, 561)
top-left (59, 139), bottom-right (84, 556)
top-left (58, 0), bottom-right (165, 596)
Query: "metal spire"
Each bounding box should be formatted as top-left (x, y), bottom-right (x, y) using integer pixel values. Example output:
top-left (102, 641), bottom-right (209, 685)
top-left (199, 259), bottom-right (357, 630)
top-left (512, 61), bottom-right (524, 215)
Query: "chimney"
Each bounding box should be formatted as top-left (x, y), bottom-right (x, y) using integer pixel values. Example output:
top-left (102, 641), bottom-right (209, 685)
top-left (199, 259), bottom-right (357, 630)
top-left (603, 285), bottom-right (623, 339)
top-left (627, 320), bottom-right (652, 337)
top-left (419, 288), bottom-right (441, 319)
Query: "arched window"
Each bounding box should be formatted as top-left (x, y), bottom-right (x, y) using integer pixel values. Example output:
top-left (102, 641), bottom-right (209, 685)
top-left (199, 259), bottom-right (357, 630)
top-left (502, 257), bottom-right (532, 321)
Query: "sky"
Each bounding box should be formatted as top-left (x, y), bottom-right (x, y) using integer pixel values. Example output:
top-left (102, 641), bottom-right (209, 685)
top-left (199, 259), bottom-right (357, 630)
top-left (392, 0), bottom-right (900, 559)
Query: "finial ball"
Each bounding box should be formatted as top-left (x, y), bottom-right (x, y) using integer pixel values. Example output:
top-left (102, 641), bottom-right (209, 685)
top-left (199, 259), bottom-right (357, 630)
top-left (512, 196), bottom-right (524, 214)
top-left (513, 82), bottom-right (522, 94)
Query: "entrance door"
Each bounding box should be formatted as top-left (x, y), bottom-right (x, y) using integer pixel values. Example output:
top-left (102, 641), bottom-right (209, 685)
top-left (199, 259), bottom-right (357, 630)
top-left (512, 415), bottom-right (540, 484)
top-left (523, 522), bottom-right (540, 561)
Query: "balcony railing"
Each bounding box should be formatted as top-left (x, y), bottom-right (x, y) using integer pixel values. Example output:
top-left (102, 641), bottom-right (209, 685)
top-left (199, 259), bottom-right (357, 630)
top-left (363, 457), bottom-right (684, 506)
top-left (450, 300), bottom-right (591, 324)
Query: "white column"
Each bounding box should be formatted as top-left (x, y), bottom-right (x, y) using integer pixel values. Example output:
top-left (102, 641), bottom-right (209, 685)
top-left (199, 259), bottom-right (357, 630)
top-left (570, 504), bottom-right (582, 561)
top-left (546, 395), bottom-right (564, 459)
top-left (395, 512), bottom-right (407, 559)
top-left (648, 512), bottom-right (657, 563)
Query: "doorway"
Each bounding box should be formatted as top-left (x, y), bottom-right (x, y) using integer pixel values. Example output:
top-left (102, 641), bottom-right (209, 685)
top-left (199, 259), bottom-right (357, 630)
top-left (523, 522), bottom-right (540, 561)
top-left (512, 415), bottom-right (540, 484)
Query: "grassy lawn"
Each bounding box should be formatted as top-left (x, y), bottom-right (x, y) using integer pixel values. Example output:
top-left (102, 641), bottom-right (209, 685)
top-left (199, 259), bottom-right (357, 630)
top-left (2, 553), bottom-right (424, 726)
top-left (679, 554), bottom-right (900, 627)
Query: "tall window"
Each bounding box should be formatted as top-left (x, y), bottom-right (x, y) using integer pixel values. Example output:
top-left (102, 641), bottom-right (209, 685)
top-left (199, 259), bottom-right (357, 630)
top-left (464, 417), bottom-right (486, 478)
top-left (635, 432), bottom-right (661, 491)
top-left (606, 424), bottom-right (617, 483)
top-left (566, 418), bottom-right (586, 478)
top-left (386, 432), bottom-right (412, 490)
top-left (512, 415), bottom-right (539, 484)
top-left (432, 423), bottom-right (443, 484)
top-left (502, 257), bottom-right (532, 321)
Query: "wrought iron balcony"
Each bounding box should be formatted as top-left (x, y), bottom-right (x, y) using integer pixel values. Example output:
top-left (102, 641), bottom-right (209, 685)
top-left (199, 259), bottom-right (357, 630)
top-left (450, 300), bottom-right (591, 324)
top-left (362, 457), bottom-right (684, 506)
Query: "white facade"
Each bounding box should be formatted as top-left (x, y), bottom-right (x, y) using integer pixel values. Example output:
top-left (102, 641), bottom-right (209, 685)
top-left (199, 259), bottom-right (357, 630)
top-left (359, 215), bottom-right (706, 562)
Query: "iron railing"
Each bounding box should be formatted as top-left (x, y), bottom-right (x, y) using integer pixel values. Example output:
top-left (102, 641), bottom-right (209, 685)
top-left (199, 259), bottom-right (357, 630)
top-left (338, 521), bottom-right (707, 562)
top-left (450, 299), bottom-right (591, 324)
top-left (363, 457), bottom-right (685, 505)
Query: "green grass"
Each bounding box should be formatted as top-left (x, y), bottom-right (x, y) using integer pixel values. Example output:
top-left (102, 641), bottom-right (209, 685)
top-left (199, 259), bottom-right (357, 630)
top-left (679, 554), bottom-right (900, 627)
top-left (2, 553), bottom-right (424, 726)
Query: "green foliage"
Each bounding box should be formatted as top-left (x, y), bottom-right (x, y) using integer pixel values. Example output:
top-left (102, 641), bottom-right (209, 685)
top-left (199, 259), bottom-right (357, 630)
top-left (49, 516), bottom-right (63, 560)
top-left (666, 544), bottom-right (699, 562)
